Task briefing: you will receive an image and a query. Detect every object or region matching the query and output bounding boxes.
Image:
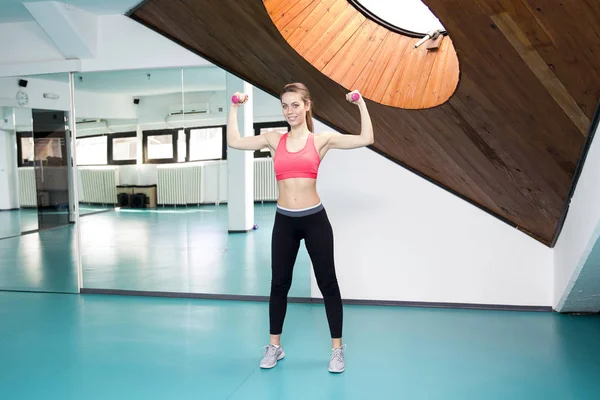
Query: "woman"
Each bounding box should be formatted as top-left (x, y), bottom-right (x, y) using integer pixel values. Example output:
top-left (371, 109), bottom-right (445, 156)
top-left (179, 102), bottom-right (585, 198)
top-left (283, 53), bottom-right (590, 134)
top-left (227, 83), bottom-right (373, 373)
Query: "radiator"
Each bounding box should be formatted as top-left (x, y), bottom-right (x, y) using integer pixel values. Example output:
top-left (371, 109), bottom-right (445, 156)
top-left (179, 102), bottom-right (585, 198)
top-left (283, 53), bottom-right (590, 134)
top-left (156, 159), bottom-right (277, 205)
top-left (18, 167), bottom-right (36, 207)
top-left (186, 164), bottom-right (203, 204)
top-left (157, 165), bottom-right (188, 205)
top-left (254, 158), bottom-right (278, 201)
top-left (78, 168), bottom-right (119, 204)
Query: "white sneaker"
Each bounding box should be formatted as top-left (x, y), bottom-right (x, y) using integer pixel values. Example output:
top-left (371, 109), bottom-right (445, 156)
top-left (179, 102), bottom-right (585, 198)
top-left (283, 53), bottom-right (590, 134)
top-left (329, 344), bottom-right (346, 373)
top-left (260, 344), bottom-right (285, 369)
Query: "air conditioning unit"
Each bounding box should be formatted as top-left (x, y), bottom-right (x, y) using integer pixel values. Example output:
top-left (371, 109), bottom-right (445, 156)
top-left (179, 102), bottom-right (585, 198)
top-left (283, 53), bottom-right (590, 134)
top-left (168, 102), bottom-right (210, 116)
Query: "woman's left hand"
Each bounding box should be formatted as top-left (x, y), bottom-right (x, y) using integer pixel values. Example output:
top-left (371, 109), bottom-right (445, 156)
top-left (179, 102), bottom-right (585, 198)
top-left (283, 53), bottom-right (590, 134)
top-left (346, 90), bottom-right (363, 105)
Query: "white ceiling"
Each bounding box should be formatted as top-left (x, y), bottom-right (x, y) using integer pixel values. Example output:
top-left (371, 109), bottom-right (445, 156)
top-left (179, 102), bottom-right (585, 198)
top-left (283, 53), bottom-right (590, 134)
top-left (35, 66), bottom-right (227, 97)
top-left (0, 0), bottom-right (142, 23)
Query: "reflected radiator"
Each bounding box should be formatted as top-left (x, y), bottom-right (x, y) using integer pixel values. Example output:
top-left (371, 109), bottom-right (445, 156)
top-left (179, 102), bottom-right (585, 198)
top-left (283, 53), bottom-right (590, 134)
top-left (78, 168), bottom-right (119, 204)
top-left (18, 167), bottom-right (36, 207)
top-left (157, 165), bottom-right (192, 205)
top-left (254, 158), bottom-right (278, 201)
top-left (156, 159), bottom-right (277, 205)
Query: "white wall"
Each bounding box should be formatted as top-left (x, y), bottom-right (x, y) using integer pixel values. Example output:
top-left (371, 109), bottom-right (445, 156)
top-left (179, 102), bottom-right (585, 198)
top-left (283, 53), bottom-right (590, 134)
top-left (553, 120), bottom-right (600, 311)
top-left (311, 120), bottom-right (553, 307)
top-left (80, 15), bottom-right (212, 72)
top-left (0, 22), bottom-right (66, 66)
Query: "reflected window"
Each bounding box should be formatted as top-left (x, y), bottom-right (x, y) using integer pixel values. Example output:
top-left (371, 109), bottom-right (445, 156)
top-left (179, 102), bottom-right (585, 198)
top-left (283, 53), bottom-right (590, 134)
top-left (76, 136), bottom-right (108, 166)
top-left (253, 122), bottom-right (289, 158)
top-left (20, 135), bottom-right (34, 164)
top-left (148, 134), bottom-right (173, 160)
top-left (108, 132), bottom-right (137, 165)
top-left (143, 130), bottom-right (177, 164)
top-left (189, 126), bottom-right (224, 161)
top-left (113, 137), bottom-right (137, 161)
top-left (16, 132), bottom-right (64, 167)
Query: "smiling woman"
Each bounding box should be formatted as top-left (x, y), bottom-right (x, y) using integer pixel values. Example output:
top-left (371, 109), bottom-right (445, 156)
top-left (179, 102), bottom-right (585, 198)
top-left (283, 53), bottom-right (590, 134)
top-left (263, 0), bottom-right (459, 109)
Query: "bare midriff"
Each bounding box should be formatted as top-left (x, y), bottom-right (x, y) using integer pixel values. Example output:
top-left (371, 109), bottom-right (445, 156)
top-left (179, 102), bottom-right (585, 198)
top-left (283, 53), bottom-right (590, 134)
top-left (276, 178), bottom-right (321, 209)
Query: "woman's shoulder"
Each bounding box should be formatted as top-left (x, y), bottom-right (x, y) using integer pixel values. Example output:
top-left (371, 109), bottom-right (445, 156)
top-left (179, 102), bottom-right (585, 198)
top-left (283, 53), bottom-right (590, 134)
top-left (264, 130), bottom-right (286, 148)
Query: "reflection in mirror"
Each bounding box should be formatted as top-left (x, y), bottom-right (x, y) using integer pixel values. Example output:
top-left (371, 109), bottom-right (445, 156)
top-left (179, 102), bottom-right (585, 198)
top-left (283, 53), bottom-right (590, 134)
top-left (182, 67), bottom-right (310, 297)
top-left (76, 65), bottom-right (311, 298)
top-left (0, 107), bottom-right (37, 238)
top-left (74, 67), bottom-right (187, 291)
top-left (0, 73), bottom-right (80, 293)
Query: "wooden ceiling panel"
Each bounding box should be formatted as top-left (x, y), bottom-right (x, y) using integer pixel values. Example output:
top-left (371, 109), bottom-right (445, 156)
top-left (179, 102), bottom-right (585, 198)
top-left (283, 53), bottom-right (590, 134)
top-left (130, 0), bottom-right (600, 245)
top-left (265, 0), bottom-right (460, 110)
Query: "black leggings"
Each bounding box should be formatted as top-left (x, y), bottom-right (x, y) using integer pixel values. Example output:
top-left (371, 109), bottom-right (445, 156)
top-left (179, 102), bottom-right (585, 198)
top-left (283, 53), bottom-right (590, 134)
top-left (269, 204), bottom-right (343, 338)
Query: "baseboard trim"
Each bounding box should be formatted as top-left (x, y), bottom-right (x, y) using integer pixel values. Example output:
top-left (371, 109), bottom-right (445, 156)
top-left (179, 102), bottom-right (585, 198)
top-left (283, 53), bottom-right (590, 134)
top-left (79, 288), bottom-right (552, 312)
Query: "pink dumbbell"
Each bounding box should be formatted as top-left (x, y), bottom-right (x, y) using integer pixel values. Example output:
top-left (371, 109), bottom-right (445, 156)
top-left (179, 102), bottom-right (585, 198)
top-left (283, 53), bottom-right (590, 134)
top-left (351, 92), bottom-right (360, 102)
top-left (232, 94), bottom-right (248, 104)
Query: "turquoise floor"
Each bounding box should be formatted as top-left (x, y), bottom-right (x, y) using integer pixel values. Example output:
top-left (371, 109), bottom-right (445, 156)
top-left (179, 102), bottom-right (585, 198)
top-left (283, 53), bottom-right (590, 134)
top-left (0, 208), bottom-right (39, 238)
top-left (79, 203), bottom-right (311, 297)
top-left (0, 225), bottom-right (79, 292)
top-left (0, 205), bottom-right (112, 239)
top-left (1, 291), bottom-right (599, 399)
top-left (0, 205), bottom-right (113, 293)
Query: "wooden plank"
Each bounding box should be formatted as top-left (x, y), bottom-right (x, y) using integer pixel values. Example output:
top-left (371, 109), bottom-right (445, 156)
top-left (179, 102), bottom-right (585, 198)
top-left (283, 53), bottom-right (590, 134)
top-left (275, 0), bottom-right (318, 35)
top-left (294, 0), bottom-right (350, 57)
top-left (328, 21), bottom-right (379, 83)
top-left (340, 24), bottom-right (388, 89)
top-left (360, 33), bottom-right (403, 100)
top-left (320, 20), bottom-right (373, 78)
top-left (382, 41), bottom-right (418, 106)
top-left (419, 38), bottom-right (450, 107)
top-left (366, 35), bottom-right (411, 104)
top-left (515, 0), bottom-right (600, 119)
top-left (351, 30), bottom-right (392, 96)
top-left (399, 46), bottom-right (438, 108)
top-left (286, 0), bottom-right (339, 48)
top-left (303, 4), bottom-right (357, 64)
top-left (491, 12), bottom-right (590, 136)
top-left (265, 0), bottom-right (302, 23)
top-left (312, 13), bottom-right (366, 70)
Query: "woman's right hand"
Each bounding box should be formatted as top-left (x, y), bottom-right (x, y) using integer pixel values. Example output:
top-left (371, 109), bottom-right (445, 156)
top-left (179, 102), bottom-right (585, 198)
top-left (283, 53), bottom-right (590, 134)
top-left (231, 92), bottom-right (248, 107)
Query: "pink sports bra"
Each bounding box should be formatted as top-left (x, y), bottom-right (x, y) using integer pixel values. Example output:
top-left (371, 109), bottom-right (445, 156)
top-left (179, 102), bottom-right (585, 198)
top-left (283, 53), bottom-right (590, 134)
top-left (273, 133), bottom-right (321, 181)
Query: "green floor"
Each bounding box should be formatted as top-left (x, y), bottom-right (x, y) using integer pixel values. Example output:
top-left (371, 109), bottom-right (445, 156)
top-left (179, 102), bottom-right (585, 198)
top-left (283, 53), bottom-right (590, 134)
top-left (0, 291), bottom-right (599, 399)
top-left (79, 203), bottom-right (311, 297)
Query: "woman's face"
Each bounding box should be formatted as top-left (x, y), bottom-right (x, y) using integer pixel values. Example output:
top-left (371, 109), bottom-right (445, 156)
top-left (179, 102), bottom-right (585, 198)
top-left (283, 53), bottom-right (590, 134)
top-left (281, 92), bottom-right (309, 128)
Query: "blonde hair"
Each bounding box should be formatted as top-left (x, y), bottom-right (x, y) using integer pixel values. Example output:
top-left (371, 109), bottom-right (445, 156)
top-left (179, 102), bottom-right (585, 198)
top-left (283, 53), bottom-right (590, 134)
top-left (280, 83), bottom-right (313, 132)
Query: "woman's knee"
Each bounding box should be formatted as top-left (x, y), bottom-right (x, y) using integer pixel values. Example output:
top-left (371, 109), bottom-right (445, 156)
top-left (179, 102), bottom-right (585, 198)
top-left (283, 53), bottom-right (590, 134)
top-left (270, 276), bottom-right (292, 296)
top-left (316, 275), bottom-right (340, 298)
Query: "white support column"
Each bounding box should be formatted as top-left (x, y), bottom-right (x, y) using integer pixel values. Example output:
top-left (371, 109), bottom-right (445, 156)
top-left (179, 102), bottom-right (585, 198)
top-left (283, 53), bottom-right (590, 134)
top-left (0, 124), bottom-right (20, 210)
top-left (226, 73), bottom-right (254, 232)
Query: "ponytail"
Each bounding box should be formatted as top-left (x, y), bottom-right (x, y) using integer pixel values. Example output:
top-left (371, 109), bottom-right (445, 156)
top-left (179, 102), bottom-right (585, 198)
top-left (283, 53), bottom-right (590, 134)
top-left (281, 82), bottom-right (314, 132)
top-left (306, 107), bottom-right (314, 132)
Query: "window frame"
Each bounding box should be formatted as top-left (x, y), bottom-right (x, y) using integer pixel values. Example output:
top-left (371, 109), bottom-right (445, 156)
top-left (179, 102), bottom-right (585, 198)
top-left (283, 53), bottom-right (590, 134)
top-left (253, 121), bottom-right (289, 158)
top-left (185, 124), bottom-right (228, 163)
top-left (74, 133), bottom-right (110, 167)
top-left (16, 131), bottom-right (33, 167)
top-left (108, 131), bottom-right (137, 165)
top-left (142, 129), bottom-right (179, 164)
